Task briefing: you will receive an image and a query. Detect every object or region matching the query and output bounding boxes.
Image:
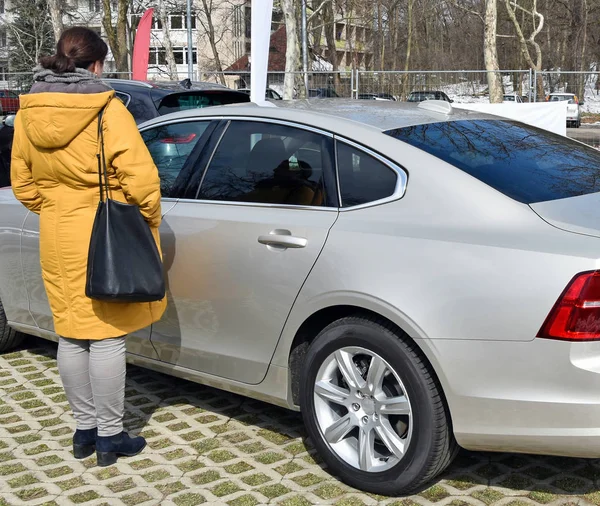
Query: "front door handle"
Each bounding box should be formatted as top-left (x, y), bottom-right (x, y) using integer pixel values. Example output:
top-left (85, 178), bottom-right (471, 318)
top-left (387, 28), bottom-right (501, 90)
top-left (258, 231), bottom-right (307, 249)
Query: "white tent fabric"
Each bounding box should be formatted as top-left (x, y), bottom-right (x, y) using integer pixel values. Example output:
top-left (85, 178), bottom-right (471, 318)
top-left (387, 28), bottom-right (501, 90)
top-left (250, 1), bottom-right (274, 104)
top-left (453, 101), bottom-right (569, 136)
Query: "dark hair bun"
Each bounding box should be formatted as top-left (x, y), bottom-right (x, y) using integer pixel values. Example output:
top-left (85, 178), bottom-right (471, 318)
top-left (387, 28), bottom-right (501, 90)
top-left (40, 27), bottom-right (108, 73)
top-left (39, 53), bottom-right (76, 73)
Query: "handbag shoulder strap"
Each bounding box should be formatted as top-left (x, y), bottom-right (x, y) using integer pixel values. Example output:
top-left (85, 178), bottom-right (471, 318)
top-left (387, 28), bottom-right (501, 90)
top-left (97, 108), bottom-right (109, 202)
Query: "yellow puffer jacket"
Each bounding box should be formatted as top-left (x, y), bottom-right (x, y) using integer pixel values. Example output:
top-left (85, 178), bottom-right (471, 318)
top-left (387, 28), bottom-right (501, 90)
top-left (11, 89), bottom-right (167, 339)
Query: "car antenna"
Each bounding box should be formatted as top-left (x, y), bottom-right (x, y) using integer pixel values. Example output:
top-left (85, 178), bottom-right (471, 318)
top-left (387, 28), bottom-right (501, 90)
top-left (180, 78), bottom-right (192, 89)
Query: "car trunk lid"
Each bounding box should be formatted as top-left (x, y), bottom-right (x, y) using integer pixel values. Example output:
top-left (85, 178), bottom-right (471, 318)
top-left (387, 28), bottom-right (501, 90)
top-left (530, 192), bottom-right (600, 238)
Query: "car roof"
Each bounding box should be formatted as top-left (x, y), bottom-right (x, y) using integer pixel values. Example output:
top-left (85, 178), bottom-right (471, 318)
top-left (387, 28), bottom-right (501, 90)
top-left (104, 79), bottom-right (230, 92)
top-left (139, 99), bottom-right (497, 133)
top-left (548, 92), bottom-right (576, 96)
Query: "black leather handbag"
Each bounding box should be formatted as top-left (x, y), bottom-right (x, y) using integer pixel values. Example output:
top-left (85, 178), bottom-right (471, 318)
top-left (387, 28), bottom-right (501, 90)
top-left (85, 109), bottom-right (165, 303)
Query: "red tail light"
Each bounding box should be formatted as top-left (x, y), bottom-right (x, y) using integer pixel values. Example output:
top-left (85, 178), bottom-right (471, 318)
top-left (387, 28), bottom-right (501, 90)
top-left (160, 133), bottom-right (197, 144)
top-left (538, 271), bottom-right (600, 341)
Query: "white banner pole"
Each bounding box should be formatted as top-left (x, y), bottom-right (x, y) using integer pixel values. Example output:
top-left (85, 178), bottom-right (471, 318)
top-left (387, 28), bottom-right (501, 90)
top-left (250, 0), bottom-right (274, 104)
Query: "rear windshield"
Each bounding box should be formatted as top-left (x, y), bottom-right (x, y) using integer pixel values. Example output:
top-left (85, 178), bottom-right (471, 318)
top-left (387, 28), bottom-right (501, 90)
top-left (385, 119), bottom-right (600, 204)
top-left (549, 95), bottom-right (576, 104)
top-left (157, 91), bottom-right (249, 115)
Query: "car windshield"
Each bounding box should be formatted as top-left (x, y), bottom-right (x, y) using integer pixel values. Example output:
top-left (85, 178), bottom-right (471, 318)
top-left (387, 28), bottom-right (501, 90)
top-left (157, 91), bottom-right (249, 114)
top-left (385, 119), bottom-right (600, 204)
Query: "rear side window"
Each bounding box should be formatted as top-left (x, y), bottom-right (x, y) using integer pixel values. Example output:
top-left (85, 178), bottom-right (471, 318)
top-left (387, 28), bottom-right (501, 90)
top-left (337, 142), bottom-right (398, 207)
top-left (157, 91), bottom-right (249, 115)
top-left (386, 120), bottom-right (600, 204)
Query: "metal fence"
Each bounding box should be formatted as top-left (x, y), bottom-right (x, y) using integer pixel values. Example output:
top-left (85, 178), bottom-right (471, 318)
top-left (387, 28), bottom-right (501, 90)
top-left (535, 70), bottom-right (600, 103)
top-left (3, 68), bottom-right (600, 108)
top-left (355, 70), bottom-right (534, 101)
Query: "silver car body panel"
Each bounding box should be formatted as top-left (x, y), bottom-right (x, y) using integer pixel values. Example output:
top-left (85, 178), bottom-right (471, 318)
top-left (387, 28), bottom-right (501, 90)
top-left (530, 192), bottom-right (600, 238)
top-left (4, 101), bottom-right (600, 458)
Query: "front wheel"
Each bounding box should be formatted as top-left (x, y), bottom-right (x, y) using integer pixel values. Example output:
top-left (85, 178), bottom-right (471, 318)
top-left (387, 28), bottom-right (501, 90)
top-left (0, 298), bottom-right (25, 353)
top-left (300, 316), bottom-right (457, 496)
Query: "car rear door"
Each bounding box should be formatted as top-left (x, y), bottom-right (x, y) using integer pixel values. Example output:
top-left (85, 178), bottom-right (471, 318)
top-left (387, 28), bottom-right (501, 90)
top-left (149, 118), bottom-right (339, 385)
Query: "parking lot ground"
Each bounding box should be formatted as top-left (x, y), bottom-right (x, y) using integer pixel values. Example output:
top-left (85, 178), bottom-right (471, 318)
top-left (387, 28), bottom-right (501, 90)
top-left (567, 126), bottom-right (600, 146)
top-left (2, 338), bottom-right (600, 506)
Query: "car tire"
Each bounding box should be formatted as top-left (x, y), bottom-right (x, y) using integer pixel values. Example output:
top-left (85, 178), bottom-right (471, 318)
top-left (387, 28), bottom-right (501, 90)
top-left (0, 298), bottom-right (25, 353)
top-left (300, 316), bottom-right (458, 496)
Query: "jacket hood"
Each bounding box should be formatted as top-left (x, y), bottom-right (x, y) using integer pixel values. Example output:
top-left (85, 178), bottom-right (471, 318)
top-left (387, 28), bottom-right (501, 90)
top-left (18, 90), bottom-right (114, 149)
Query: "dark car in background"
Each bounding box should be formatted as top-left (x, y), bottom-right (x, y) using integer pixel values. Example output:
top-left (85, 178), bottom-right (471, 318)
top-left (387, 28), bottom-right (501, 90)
top-left (308, 87), bottom-right (339, 98)
top-left (358, 92), bottom-right (397, 101)
top-left (237, 88), bottom-right (283, 100)
top-left (0, 79), bottom-right (251, 187)
top-left (407, 90), bottom-right (453, 103)
top-left (106, 79), bottom-right (251, 124)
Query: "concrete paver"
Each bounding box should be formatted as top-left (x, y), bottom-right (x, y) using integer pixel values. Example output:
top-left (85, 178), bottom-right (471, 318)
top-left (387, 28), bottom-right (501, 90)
top-left (1, 338), bottom-right (599, 506)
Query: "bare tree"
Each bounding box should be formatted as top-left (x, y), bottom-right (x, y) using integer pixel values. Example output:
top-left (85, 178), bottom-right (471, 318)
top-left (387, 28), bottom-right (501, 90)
top-left (197, 0), bottom-right (226, 84)
top-left (281, 0), bottom-right (300, 99)
top-left (46, 0), bottom-right (64, 43)
top-left (159, 0), bottom-right (178, 79)
top-left (102, 0), bottom-right (130, 73)
top-left (504, 0), bottom-right (544, 98)
top-left (484, 0), bottom-right (504, 102)
top-left (402, 0), bottom-right (415, 98)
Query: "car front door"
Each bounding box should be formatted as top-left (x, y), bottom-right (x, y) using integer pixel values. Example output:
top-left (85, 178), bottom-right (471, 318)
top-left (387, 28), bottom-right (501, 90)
top-left (19, 119), bottom-right (213, 358)
top-left (149, 118), bottom-right (339, 385)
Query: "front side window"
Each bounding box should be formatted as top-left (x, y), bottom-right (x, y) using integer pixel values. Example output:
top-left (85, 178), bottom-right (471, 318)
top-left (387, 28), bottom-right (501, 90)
top-left (141, 121), bottom-right (211, 198)
top-left (386, 119), bottom-right (600, 204)
top-left (198, 121), bottom-right (333, 207)
top-left (337, 142), bottom-right (398, 207)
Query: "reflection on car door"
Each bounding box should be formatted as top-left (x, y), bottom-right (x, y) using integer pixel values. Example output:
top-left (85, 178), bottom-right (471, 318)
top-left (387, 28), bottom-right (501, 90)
top-left (150, 119), bottom-right (339, 385)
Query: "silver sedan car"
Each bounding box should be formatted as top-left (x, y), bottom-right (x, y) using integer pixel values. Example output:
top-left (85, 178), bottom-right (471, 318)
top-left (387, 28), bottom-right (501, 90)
top-left (2, 99), bottom-right (600, 496)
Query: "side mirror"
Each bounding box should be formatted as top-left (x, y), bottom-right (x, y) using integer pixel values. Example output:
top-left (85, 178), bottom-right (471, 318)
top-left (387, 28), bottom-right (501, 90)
top-left (3, 115), bottom-right (15, 128)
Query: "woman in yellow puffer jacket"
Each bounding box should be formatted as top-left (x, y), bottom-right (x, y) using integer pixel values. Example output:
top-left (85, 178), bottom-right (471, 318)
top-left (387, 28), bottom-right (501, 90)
top-left (11, 27), bottom-right (166, 466)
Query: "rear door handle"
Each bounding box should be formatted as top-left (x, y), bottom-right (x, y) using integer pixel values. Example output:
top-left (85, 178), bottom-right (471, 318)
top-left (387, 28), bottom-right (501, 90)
top-left (258, 231), bottom-right (307, 249)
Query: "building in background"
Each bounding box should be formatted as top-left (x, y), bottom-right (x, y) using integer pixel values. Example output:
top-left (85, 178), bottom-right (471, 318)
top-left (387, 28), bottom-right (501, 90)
top-left (0, 0), bottom-right (371, 86)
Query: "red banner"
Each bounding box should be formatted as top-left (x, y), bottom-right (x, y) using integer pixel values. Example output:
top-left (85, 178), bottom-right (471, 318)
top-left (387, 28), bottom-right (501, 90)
top-left (132, 8), bottom-right (154, 81)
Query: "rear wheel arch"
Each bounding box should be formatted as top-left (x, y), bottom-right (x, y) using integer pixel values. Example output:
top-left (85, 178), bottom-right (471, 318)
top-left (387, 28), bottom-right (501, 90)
top-left (287, 305), bottom-right (451, 412)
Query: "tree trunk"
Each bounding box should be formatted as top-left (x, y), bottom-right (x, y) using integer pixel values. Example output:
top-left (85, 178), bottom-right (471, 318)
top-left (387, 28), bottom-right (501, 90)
top-left (578, 0), bottom-right (588, 101)
top-left (46, 0), bottom-right (63, 43)
top-left (503, 0), bottom-right (544, 99)
top-left (484, 0), bottom-right (503, 103)
top-left (200, 0), bottom-right (225, 84)
top-left (102, 0), bottom-right (130, 73)
top-left (159, 0), bottom-right (178, 80)
top-left (402, 0), bottom-right (414, 100)
top-left (322, 1), bottom-right (340, 89)
top-left (282, 0), bottom-right (300, 99)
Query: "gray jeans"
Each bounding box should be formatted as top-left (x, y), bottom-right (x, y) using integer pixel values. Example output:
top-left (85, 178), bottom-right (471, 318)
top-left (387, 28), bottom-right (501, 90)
top-left (57, 336), bottom-right (126, 437)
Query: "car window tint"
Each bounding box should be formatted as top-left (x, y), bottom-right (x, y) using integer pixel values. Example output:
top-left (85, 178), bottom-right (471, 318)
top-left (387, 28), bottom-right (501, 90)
top-left (141, 121), bottom-right (210, 198)
top-left (157, 91), bottom-right (249, 115)
top-left (198, 121), bottom-right (331, 206)
top-left (386, 119), bottom-right (600, 204)
top-left (337, 142), bottom-right (398, 207)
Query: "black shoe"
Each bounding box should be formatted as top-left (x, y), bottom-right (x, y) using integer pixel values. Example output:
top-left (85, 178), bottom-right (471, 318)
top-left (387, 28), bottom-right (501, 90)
top-left (73, 428), bottom-right (97, 459)
top-left (96, 431), bottom-right (146, 467)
